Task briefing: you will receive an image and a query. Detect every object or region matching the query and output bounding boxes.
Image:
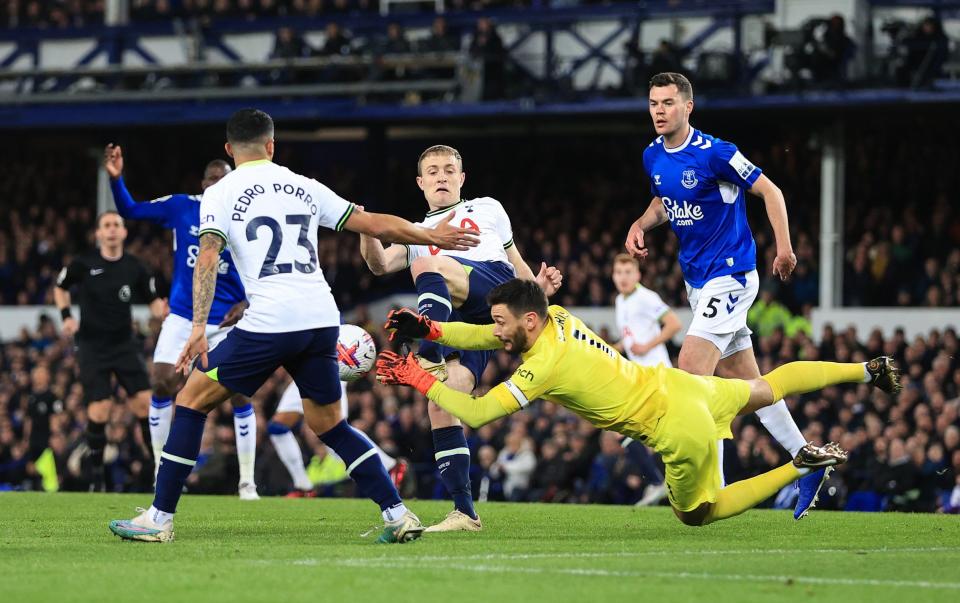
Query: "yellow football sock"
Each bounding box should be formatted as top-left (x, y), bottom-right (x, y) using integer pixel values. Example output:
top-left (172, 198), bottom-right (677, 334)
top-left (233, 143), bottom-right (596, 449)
top-left (761, 361), bottom-right (866, 402)
top-left (704, 462), bottom-right (801, 524)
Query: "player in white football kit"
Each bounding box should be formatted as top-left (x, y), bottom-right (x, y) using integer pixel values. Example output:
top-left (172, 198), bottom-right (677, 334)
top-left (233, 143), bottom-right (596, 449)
top-left (611, 253), bottom-right (681, 506)
top-left (270, 379), bottom-right (404, 496)
top-left (359, 145), bottom-right (562, 532)
top-left (109, 108), bottom-right (480, 544)
top-left (624, 73), bottom-right (825, 520)
top-left (613, 254), bottom-right (680, 369)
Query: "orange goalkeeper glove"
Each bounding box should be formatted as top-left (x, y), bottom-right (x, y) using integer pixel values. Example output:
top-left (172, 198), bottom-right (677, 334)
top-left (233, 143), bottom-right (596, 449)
top-left (375, 351), bottom-right (438, 395)
top-left (382, 308), bottom-right (443, 343)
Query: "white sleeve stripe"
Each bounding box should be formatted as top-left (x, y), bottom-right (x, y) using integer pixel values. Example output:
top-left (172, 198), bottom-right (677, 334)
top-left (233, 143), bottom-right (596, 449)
top-left (504, 379), bottom-right (530, 408)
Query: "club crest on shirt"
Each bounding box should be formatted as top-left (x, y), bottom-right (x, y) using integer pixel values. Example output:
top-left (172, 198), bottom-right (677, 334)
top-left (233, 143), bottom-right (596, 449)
top-left (681, 169), bottom-right (698, 189)
top-left (118, 285), bottom-right (131, 302)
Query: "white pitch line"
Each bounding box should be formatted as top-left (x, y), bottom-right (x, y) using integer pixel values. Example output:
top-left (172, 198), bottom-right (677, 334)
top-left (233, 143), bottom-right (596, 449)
top-left (273, 545), bottom-right (960, 567)
top-left (327, 559), bottom-right (960, 591)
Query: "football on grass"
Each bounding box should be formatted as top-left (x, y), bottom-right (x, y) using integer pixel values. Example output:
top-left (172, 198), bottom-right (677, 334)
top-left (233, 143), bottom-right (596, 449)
top-left (337, 324), bottom-right (376, 382)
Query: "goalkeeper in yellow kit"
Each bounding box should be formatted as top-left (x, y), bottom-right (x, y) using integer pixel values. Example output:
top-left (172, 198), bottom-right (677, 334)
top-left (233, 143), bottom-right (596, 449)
top-left (376, 279), bottom-right (901, 526)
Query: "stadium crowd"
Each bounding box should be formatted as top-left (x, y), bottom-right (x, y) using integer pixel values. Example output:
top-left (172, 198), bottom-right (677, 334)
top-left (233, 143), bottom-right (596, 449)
top-left (3, 127), bottom-right (959, 311)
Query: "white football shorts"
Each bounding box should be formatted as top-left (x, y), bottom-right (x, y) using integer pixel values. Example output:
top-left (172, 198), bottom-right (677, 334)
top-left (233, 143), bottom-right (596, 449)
top-left (276, 380), bottom-right (348, 416)
top-left (153, 312), bottom-right (233, 365)
top-left (684, 269), bottom-right (759, 359)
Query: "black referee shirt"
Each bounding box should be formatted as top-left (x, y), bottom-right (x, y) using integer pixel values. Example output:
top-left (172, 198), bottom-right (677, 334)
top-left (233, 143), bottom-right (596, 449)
top-left (56, 251), bottom-right (158, 342)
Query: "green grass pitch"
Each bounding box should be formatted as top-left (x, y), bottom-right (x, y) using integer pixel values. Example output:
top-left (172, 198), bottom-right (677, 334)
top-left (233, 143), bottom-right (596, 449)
top-left (2, 493), bottom-right (959, 603)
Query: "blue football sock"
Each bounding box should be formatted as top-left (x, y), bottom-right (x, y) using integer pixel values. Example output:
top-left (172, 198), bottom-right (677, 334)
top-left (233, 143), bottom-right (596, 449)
top-left (152, 406), bottom-right (206, 514)
top-left (151, 396), bottom-right (173, 410)
top-left (415, 272), bottom-right (452, 363)
top-left (267, 421), bottom-right (291, 435)
top-left (319, 420), bottom-right (401, 512)
top-left (433, 426), bottom-right (477, 519)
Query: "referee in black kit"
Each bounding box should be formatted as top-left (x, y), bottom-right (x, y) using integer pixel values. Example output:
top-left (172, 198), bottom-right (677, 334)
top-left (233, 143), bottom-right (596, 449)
top-left (54, 210), bottom-right (164, 491)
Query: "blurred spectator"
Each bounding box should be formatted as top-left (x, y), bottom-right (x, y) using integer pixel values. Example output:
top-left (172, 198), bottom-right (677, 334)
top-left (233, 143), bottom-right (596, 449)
top-left (379, 22), bottom-right (412, 56)
top-left (816, 14), bottom-right (855, 82)
top-left (420, 16), bottom-right (460, 53)
top-left (270, 26), bottom-right (313, 60)
top-left (469, 18), bottom-right (506, 101)
top-left (649, 39), bottom-right (683, 77)
top-left (319, 22), bottom-right (352, 56)
top-left (0, 0), bottom-right (104, 29)
top-left (316, 22), bottom-right (355, 83)
top-left (495, 432), bottom-right (536, 501)
top-left (896, 16), bottom-right (950, 88)
top-left (587, 432), bottom-right (644, 504)
top-left (785, 14), bottom-right (855, 87)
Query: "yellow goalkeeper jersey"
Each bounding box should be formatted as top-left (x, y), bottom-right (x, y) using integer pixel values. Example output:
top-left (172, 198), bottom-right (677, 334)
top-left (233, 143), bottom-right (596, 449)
top-left (430, 305), bottom-right (669, 440)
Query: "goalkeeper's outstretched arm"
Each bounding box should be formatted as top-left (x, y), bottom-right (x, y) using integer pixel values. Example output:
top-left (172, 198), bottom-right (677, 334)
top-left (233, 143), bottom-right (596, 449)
top-left (376, 350), bottom-right (520, 427)
top-left (433, 321), bottom-right (504, 351)
top-left (424, 382), bottom-right (521, 428)
top-left (383, 308), bottom-right (503, 350)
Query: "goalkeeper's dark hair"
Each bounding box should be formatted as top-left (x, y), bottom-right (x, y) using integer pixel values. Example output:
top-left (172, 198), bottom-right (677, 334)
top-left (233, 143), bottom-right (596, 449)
top-left (487, 279), bottom-right (548, 319)
top-left (226, 108), bottom-right (274, 145)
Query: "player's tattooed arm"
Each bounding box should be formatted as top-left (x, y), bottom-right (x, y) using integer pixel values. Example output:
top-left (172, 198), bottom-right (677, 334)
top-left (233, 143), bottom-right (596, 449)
top-left (192, 232), bottom-right (224, 327)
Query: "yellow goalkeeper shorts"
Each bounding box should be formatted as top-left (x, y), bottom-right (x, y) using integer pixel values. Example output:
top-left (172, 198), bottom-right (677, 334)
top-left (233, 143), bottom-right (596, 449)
top-left (648, 370), bottom-right (751, 512)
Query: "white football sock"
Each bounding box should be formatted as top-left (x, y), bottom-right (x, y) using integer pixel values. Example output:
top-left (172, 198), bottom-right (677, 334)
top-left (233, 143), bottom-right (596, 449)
top-left (755, 399), bottom-right (807, 457)
top-left (234, 406), bottom-right (257, 486)
top-left (377, 446), bottom-right (397, 471)
top-left (270, 432), bottom-right (313, 491)
top-left (148, 403), bottom-right (174, 478)
top-left (147, 506), bottom-right (173, 527)
top-left (382, 503), bottom-right (409, 523)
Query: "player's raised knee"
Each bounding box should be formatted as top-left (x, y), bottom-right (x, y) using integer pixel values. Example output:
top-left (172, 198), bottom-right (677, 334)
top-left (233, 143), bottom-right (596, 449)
top-left (410, 254), bottom-right (453, 278)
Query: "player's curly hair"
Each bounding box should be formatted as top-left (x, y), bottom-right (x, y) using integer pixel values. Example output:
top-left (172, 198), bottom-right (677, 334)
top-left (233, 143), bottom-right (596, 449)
top-left (649, 72), bottom-right (693, 100)
top-left (487, 279), bottom-right (548, 319)
top-left (417, 145), bottom-right (463, 176)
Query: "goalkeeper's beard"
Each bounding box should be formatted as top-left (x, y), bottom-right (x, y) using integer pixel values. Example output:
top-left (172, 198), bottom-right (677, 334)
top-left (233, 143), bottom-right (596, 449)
top-left (502, 330), bottom-right (528, 354)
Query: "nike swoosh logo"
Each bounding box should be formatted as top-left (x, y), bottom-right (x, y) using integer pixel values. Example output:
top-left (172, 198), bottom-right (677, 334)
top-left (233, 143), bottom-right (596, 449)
top-left (90, 269), bottom-right (104, 276)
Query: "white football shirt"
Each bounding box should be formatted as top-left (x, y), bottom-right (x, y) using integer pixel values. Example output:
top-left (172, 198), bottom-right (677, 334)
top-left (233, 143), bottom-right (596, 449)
top-left (199, 159), bottom-right (354, 333)
top-left (615, 284), bottom-right (672, 367)
top-left (403, 197), bottom-right (513, 265)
